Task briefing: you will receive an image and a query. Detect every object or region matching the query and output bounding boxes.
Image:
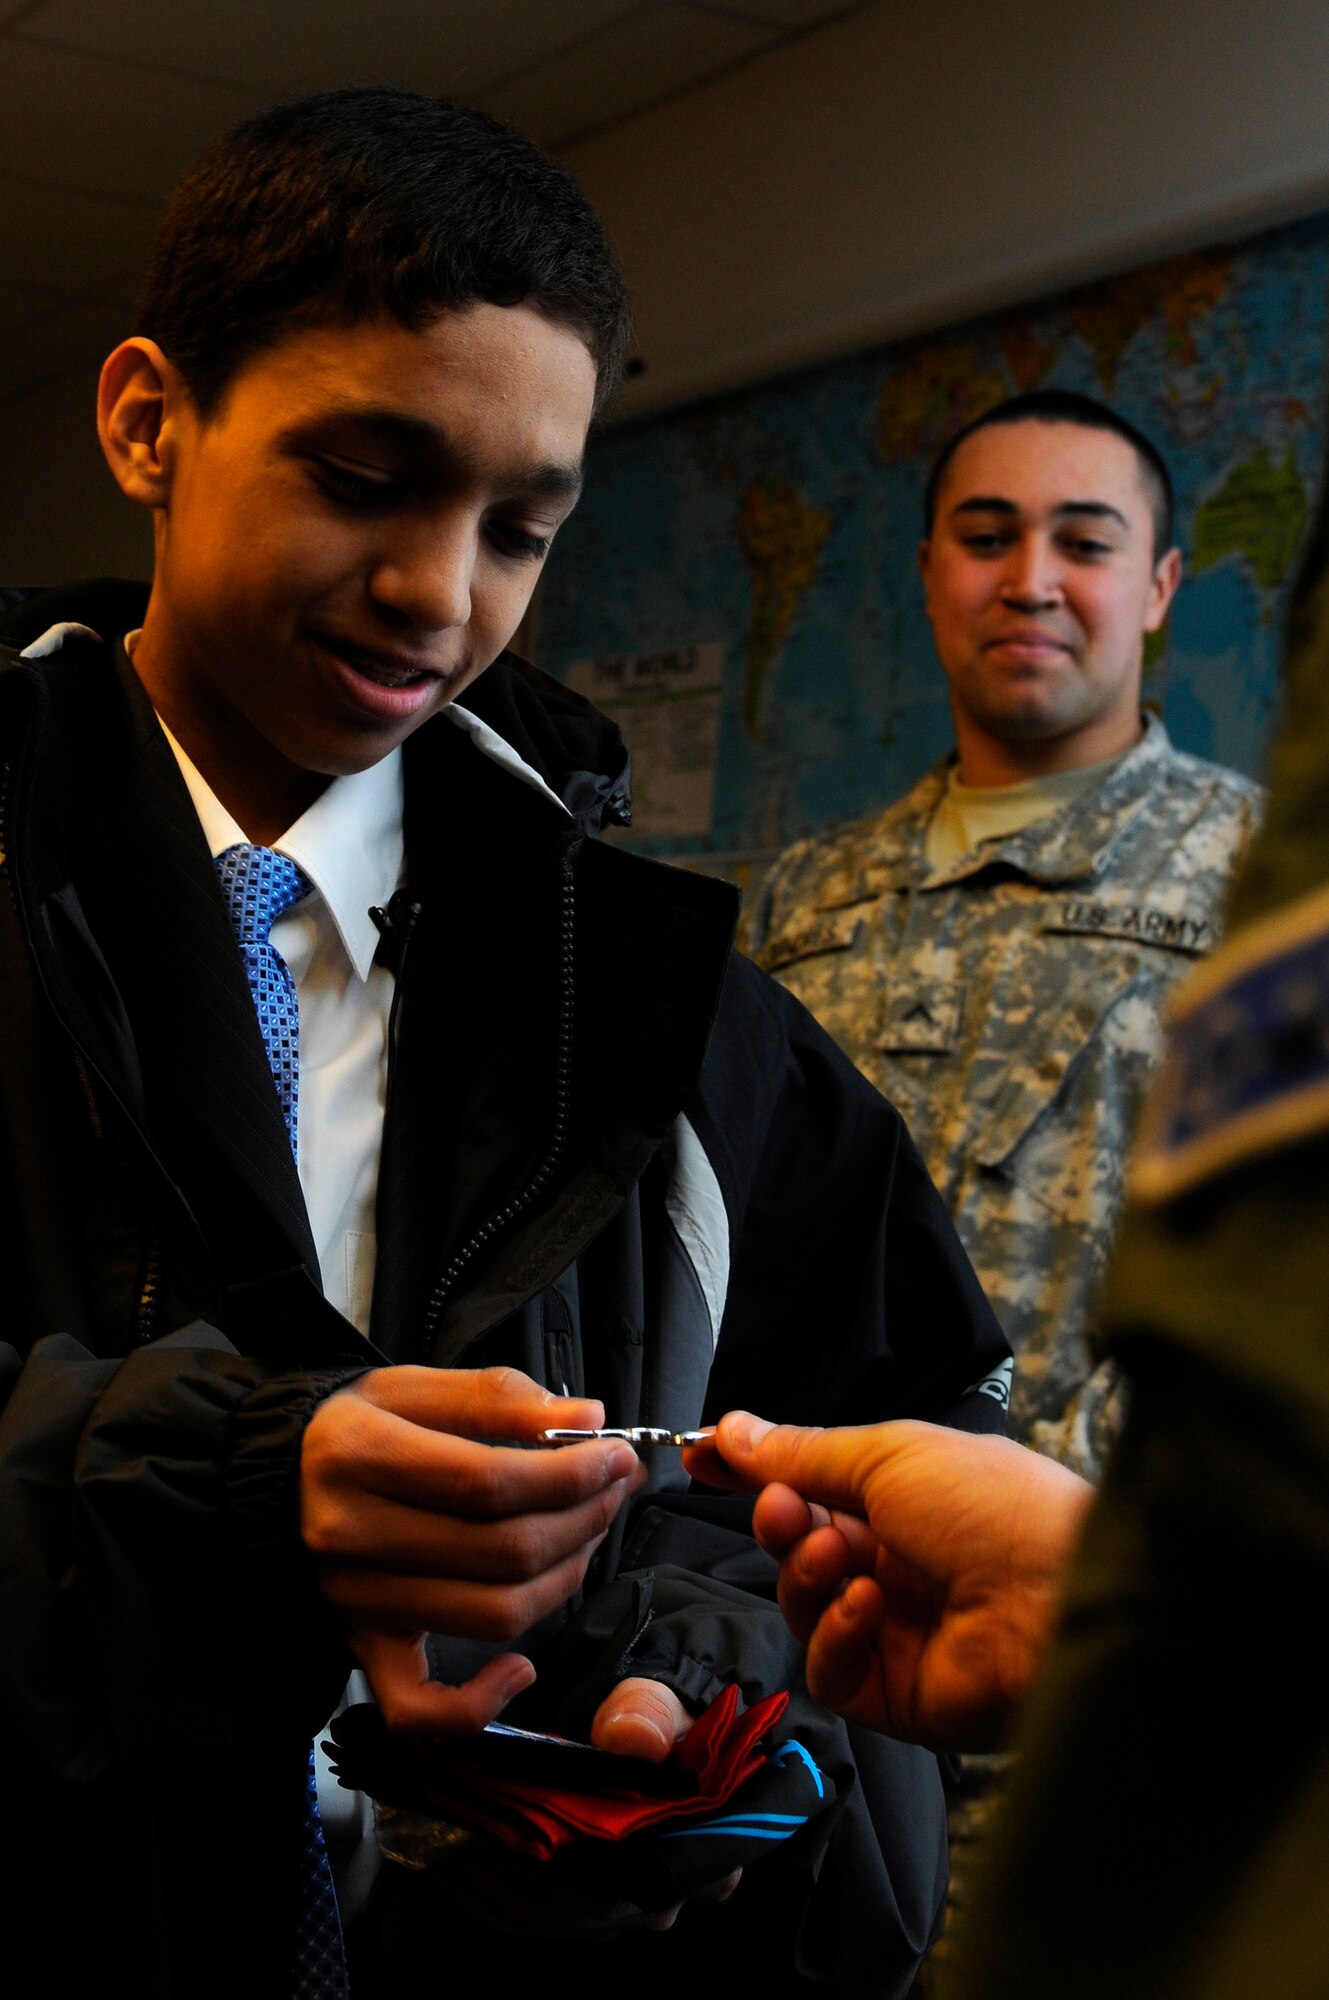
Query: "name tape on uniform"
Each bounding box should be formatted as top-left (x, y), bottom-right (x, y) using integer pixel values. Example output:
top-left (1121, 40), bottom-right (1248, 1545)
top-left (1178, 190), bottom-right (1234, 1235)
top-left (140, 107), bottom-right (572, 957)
top-left (1043, 899), bottom-right (1214, 956)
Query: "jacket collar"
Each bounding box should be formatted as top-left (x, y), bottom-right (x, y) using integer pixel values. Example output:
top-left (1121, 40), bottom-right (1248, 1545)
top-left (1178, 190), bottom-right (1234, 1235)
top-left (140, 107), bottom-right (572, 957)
top-left (1, 615), bottom-right (321, 1280)
top-left (375, 712), bottom-right (739, 1364)
top-left (2, 583), bottom-right (738, 1366)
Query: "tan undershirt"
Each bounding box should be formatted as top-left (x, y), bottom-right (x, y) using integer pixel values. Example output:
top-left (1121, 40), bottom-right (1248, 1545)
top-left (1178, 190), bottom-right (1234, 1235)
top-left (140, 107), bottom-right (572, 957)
top-left (925, 748), bottom-right (1131, 873)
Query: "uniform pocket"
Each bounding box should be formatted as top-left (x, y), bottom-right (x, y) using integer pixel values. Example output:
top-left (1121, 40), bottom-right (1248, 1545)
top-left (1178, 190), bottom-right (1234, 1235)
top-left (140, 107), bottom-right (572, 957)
top-left (970, 952), bottom-right (1150, 1217)
top-left (754, 904), bottom-right (865, 973)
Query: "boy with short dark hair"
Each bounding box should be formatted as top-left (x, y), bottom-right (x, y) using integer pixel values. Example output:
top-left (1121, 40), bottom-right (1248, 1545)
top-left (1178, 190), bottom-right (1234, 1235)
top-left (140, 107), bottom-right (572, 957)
top-left (0, 88), bottom-right (1008, 1998)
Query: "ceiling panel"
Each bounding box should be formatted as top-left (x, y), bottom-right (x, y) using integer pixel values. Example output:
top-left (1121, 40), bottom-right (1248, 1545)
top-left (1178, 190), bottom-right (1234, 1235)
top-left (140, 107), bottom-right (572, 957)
top-left (14, 0), bottom-right (640, 99)
top-left (0, 0), bottom-right (856, 417)
top-left (0, 41), bottom-right (263, 200)
top-left (0, 175), bottom-right (156, 291)
top-left (481, 2), bottom-right (773, 148)
top-left (701, 0), bottom-right (859, 22)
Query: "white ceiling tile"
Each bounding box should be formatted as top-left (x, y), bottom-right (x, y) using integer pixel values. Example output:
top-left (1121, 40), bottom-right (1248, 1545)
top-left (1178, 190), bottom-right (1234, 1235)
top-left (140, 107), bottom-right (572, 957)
top-left (0, 41), bottom-right (266, 201)
top-left (480, 3), bottom-right (774, 147)
top-left (0, 175), bottom-right (156, 293)
top-left (0, 294), bottom-right (132, 381)
top-left (14, 0), bottom-right (640, 99)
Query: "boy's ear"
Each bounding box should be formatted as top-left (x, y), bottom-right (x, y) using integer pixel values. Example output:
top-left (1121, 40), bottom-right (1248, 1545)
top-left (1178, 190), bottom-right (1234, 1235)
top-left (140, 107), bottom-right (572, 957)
top-left (97, 338), bottom-right (189, 508)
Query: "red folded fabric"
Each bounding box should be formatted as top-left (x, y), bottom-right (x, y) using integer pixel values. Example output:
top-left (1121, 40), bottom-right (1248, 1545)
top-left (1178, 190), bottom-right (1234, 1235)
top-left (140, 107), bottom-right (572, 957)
top-left (330, 1685), bottom-right (790, 1862)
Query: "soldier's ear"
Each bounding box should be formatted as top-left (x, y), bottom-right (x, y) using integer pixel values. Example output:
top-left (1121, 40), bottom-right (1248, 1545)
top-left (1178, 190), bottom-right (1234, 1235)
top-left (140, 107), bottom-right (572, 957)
top-left (98, 338), bottom-right (190, 510)
top-left (919, 539), bottom-right (939, 620)
top-left (1145, 546), bottom-right (1182, 632)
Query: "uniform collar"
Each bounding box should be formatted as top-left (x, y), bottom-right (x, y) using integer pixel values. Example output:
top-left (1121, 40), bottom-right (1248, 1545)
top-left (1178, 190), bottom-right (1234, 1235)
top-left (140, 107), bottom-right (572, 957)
top-left (882, 713), bottom-right (1175, 889)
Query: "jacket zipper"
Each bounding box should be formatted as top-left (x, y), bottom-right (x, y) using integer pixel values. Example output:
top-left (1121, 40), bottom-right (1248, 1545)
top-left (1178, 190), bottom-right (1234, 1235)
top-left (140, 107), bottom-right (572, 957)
top-left (418, 848), bottom-right (577, 1359)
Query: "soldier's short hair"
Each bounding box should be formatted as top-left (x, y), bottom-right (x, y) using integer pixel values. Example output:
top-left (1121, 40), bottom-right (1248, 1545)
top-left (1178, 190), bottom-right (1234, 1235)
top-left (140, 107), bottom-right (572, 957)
top-left (137, 86), bottom-right (631, 421)
top-left (924, 389), bottom-right (1176, 559)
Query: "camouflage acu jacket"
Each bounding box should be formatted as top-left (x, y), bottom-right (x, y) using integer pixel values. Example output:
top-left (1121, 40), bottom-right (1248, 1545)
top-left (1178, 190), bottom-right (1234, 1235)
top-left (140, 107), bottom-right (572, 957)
top-left (747, 717), bottom-right (1262, 1477)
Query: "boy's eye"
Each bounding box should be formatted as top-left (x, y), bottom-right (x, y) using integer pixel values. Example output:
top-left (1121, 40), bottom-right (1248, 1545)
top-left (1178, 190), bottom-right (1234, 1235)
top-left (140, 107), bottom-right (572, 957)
top-left (489, 519), bottom-right (552, 562)
top-left (312, 459), bottom-right (397, 507)
top-left (960, 530), bottom-right (1011, 554)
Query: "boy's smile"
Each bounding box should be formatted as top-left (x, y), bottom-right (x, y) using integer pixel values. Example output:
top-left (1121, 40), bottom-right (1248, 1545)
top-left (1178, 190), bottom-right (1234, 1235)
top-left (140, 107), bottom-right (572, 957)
top-left (107, 303), bottom-right (596, 843)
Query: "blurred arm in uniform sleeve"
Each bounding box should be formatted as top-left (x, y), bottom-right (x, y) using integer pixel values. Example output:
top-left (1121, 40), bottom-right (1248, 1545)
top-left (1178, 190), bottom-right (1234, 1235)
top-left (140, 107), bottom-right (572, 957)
top-left (946, 464), bottom-right (1329, 2000)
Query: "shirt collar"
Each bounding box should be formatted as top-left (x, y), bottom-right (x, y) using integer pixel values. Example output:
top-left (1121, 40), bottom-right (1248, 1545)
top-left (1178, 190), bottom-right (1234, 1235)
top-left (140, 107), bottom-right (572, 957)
top-left (158, 719), bottom-right (404, 983)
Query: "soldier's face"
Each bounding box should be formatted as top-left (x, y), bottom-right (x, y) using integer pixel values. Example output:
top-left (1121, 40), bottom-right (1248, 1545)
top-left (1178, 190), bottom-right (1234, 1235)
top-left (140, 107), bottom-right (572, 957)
top-left (920, 421), bottom-right (1180, 771)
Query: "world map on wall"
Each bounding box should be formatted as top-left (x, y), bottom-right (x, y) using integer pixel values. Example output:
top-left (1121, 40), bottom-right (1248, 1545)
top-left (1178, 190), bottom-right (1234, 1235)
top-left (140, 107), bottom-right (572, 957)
top-left (534, 214), bottom-right (1329, 883)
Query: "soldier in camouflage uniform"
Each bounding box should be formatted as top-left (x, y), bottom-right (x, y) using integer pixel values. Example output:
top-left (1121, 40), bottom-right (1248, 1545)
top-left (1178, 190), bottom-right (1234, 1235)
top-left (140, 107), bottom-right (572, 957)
top-left (707, 406), bottom-right (1329, 2000)
top-left (749, 712), bottom-right (1259, 1477)
top-left (747, 389), bottom-right (1262, 1481)
top-left (746, 390), bottom-right (1261, 1978)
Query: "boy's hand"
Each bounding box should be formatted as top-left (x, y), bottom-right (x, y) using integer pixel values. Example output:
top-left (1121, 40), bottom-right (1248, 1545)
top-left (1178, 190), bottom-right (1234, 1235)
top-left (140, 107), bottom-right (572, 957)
top-left (417, 1677), bottom-right (738, 1937)
top-left (687, 1412), bottom-right (1092, 1751)
top-left (301, 1365), bottom-right (642, 1730)
top-left (591, 1675), bottom-right (692, 1762)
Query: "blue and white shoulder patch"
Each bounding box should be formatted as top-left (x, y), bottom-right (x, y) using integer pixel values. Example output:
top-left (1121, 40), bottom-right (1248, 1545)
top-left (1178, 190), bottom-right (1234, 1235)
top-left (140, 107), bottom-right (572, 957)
top-left (1131, 880), bottom-right (1329, 1204)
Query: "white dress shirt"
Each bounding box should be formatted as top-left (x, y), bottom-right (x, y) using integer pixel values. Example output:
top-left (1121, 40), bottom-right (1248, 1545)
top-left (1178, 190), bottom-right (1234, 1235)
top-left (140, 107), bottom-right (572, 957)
top-left (159, 720), bottom-right (404, 1334)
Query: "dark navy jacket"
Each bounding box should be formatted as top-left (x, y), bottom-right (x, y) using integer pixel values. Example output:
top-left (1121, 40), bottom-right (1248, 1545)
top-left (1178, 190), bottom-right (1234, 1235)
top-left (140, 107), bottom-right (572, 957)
top-left (0, 581), bottom-right (1010, 1997)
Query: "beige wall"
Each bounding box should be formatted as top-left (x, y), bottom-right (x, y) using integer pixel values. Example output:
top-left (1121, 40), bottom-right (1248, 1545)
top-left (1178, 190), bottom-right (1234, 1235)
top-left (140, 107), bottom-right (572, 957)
top-left (8, 0), bottom-right (1329, 582)
top-left (3, 367), bottom-right (152, 583)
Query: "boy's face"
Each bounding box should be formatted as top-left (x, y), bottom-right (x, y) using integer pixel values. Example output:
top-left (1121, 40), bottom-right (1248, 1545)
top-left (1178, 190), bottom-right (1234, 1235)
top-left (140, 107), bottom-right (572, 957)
top-left (128, 303), bottom-right (596, 832)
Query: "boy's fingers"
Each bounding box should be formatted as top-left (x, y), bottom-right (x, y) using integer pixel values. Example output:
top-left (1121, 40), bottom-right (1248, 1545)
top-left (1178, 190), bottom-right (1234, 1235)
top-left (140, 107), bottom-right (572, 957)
top-left (304, 1471), bottom-right (637, 1575)
top-left (352, 1364), bottom-right (605, 1442)
top-left (352, 1631), bottom-right (535, 1733)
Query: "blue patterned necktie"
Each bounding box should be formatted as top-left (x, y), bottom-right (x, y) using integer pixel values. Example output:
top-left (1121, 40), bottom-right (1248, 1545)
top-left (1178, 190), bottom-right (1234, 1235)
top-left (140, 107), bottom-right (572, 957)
top-left (214, 844), bottom-right (311, 1159)
top-left (214, 843), bottom-right (349, 2000)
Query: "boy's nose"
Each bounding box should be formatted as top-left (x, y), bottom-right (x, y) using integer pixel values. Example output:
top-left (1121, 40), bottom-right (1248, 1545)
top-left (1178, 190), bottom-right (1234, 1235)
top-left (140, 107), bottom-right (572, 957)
top-left (370, 524), bottom-right (473, 631)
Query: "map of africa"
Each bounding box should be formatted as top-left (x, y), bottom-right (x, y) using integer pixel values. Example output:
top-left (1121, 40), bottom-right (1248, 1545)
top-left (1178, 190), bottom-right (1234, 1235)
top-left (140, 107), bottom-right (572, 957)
top-left (534, 212), bottom-right (1329, 882)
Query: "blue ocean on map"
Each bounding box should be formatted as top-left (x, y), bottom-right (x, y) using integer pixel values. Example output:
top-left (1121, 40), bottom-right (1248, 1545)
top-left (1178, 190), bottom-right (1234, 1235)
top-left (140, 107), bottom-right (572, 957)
top-left (534, 211), bottom-right (1329, 883)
